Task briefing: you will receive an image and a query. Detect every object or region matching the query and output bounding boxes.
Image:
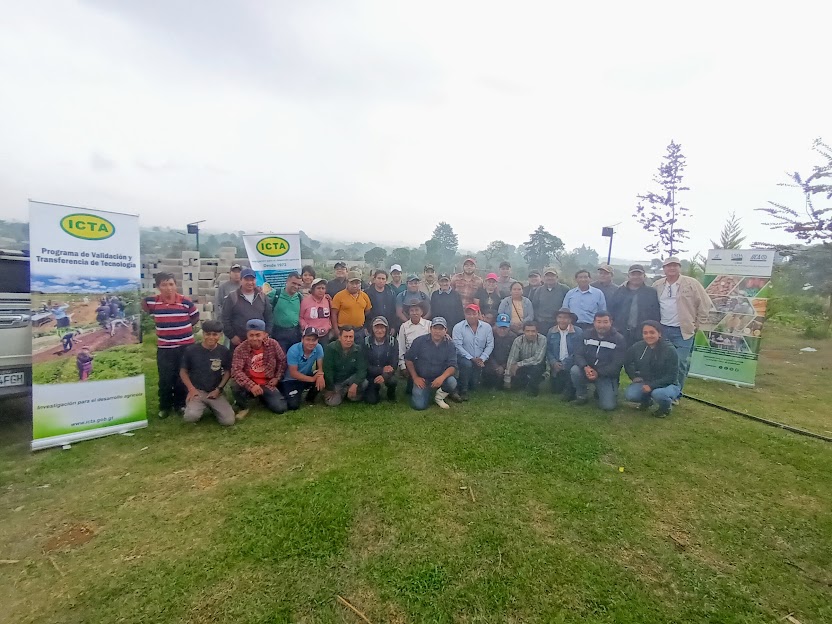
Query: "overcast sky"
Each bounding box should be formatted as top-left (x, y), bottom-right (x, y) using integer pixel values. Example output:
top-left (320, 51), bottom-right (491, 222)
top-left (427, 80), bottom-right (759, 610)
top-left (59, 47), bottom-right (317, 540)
top-left (1, 1), bottom-right (829, 259)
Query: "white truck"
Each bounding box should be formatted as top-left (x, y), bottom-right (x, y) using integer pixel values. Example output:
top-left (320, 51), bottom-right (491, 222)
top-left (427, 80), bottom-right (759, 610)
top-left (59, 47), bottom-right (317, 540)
top-left (0, 250), bottom-right (32, 399)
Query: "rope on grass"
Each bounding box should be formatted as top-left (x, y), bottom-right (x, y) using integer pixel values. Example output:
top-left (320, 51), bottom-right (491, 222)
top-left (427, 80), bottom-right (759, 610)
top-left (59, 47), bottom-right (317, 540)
top-left (336, 595), bottom-right (373, 624)
top-left (682, 393), bottom-right (832, 443)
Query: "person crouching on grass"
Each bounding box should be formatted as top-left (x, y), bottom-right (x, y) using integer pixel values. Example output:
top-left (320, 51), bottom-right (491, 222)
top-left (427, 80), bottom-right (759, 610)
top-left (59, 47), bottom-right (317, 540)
top-left (365, 316), bottom-right (399, 404)
top-left (405, 317), bottom-right (460, 410)
top-left (281, 327), bottom-right (326, 410)
top-left (622, 321), bottom-right (681, 418)
top-left (76, 346), bottom-right (93, 381)
top-left (179, 320), bottom-right (235, 426)
top-left (230, 319), bottom-right (288, 419)
top-left (323, 326), bottom-right (368, 407)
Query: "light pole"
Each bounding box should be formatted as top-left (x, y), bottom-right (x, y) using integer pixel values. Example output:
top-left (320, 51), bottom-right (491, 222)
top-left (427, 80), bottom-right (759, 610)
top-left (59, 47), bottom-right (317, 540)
top-left (601, 226), bottom-right (615, 265)
top-left (187, 220), bottom-right (206, 254)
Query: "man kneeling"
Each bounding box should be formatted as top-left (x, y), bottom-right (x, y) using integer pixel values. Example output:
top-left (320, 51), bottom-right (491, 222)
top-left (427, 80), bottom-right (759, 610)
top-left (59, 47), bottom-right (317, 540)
top-left (180, 320), bottom-right (235, 426)
top-left (504, 322), bottom-right (548, 396)
top-left (281, 327), bottom-right (326, 410)
top-left (231, 319), bottom-right (288, 418)
top-left (405, 317), bottom-right (459, 410)
top-left (365, 316), bottom-right (399, 404)
top-left (570, 311), bottom-right (626, 411)
top-left (323, 326), bottom-right (368, 406)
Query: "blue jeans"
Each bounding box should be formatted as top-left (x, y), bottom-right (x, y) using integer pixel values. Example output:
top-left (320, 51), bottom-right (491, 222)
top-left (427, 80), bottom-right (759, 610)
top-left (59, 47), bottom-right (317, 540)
top-left (411, 376), bottom-right (458, 410)
top-left (625, 382), bottom-right (681, 412)
top-left (661, 325), bottom-right (694, 390)
top-left (570, 365), bottom-right (619, 411)
top-left (456, 358), bottom-right (482, 395)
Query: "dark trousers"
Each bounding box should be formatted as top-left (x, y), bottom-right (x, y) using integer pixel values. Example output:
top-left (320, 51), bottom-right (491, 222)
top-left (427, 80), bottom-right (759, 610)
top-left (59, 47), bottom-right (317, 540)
top-left (232, 382), bottom-right (288, 413)
top-left (510, 363), bottom-right (546, 396)
top-left (550, 367), bottom-right (575, 398)
top-left (157, 346), bottom-right (187, 412)
top-left (482, 362), bottom-right (507, 389)
top-left (280, 379), bottom-right (319, 410)
top-left (576, 322), bottom-right (593, 332)
top-left (365, 374), bottom-right (398, 404)
top-left (272, 326), bottom-right (302, 356)
top-left (536, 320), bottom-right (555, 336)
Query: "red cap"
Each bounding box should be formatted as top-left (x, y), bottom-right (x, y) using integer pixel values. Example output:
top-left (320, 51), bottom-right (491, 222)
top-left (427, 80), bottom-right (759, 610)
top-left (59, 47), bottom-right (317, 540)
top-left (486, 272), bottom-right (498, 281)
top-left (463, 257), bottom-right (477, 265)
top-left (465, 303), bottom-right (480, 313)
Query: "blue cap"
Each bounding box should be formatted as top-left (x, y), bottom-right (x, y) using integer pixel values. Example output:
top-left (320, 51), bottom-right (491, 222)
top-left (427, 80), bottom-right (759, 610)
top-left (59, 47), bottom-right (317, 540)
top-left (240, 268), bottom-right (256, 279)
top-left (246, 318), bottom-right (266, 332)
top-left (495, 313), bottom-right (511, 328)
top-left (430, 316), bottom-right (447, 328)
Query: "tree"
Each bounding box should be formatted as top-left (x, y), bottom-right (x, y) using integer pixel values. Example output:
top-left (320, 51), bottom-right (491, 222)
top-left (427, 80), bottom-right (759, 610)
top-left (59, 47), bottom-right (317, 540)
top-left (332, 249), bottom-right (347, 260)
top-left (388, 247), bottom-right (412, 270)
top-left (523, 226), bottom-right (564, 270)
top-left (634, 140), bottom-right (690, 256)
top-left (425, 222), bottom-right (459, 268)
top-left (557, 245), bottom-right (600, 276)
top-left (481, 240), bottom-right (509, 267)
top-left (711, 211), bottom-right (746, 249)
top-left (364, 246), bottom-right (388, 267)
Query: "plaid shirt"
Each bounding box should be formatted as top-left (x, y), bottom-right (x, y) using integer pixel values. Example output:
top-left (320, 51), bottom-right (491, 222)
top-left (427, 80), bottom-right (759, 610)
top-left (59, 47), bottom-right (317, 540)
top-left (505, 334), bottom-right (548, 376)
top-left (231, 338), bottom-right (286, 391)
top-left (450, 272), bottom-right (483, 307)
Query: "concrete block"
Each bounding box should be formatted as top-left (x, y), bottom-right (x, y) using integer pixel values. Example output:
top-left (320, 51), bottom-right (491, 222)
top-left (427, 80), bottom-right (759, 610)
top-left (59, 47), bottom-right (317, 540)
top-left (198, 271), bottom-right (216, 280)
top-left (201, 311), bottom-right (213, 321)
top-left (198, 279), bottom-right (214, 289)
top-left (204, 302), bottom-right (214, 312)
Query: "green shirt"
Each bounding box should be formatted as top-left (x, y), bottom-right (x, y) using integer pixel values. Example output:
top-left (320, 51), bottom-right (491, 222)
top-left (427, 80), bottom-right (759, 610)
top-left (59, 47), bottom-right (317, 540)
top-left (323, 341), bottom-right (368, 389)
top-left (269, 290), bottom-right (301, 329)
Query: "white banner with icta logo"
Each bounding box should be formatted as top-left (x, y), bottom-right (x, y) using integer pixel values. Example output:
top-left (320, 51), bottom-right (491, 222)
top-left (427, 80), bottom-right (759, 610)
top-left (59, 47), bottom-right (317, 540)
top-left (242, 233), bottom-right (302, 290)
top-left (29, 200), bottom-right (147, 451)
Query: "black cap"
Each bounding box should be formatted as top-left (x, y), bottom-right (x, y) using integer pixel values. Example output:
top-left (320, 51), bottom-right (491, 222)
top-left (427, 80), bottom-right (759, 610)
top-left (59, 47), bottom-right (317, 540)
top-left (334, 261), bottom-right (347, 269)
top-left (302, 327), bottom-right (320, 338)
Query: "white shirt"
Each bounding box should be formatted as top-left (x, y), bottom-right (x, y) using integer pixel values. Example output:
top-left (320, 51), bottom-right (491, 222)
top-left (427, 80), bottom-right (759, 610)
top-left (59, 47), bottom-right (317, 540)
top-left (242, 292), bottom-right (256, 304)
top-left (558, 328), bottom-right (569, 361)
top-left (659, 281), bottom-right (680, 327)
top-left (398, 318), bottom-right (431, 367)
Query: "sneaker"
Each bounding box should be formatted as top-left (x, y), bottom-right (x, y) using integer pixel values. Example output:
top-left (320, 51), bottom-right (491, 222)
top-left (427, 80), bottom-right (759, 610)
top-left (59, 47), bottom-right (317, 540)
top-left (435, 396), bottom-right (450, 409)
top-left (570, 397), bottom-right (589, 406)
top-left (672, 398), bottom-right (680, 406)
top-left (158, 410), bottom-right (170, 419)
top-left (235, 409), bottom-right (250, 421)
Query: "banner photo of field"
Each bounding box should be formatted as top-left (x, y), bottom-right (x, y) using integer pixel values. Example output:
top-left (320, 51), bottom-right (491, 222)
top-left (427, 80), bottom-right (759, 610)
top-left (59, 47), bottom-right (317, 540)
top-left (29, 200), bottom-right (147, 451)
top-left (242, 233), bottom-right (302, 290)
top-left (689, 249), bottom-right (775, 387)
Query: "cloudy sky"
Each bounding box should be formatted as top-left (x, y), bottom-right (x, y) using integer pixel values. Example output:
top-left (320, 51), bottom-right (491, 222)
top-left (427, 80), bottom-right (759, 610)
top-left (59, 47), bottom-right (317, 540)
top-left (1, 1), bottom-right (829, 259)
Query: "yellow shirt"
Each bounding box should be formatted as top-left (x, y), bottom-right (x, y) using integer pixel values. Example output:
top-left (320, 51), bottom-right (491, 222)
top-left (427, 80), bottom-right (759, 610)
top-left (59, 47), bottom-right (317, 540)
top-left (332, 290), bottom-right (372, 328)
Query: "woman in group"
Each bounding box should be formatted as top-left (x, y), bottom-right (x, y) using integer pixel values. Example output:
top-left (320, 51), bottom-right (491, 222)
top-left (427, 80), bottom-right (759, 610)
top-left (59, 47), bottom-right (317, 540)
top-left (473, 273), bottom-right (503, 319)
top-left (498, 281), bottom-right (533, 334)
top-left (622, 320), bottom-right (680, 418)
top-left (299, 265), bottom-right (316, 295)
top-left (299, 278), bottom-right (333, 344)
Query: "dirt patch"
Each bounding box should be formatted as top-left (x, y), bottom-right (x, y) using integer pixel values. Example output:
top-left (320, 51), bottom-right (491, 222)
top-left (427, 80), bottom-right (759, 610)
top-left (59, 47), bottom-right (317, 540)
top-left (33, 324), bottom-right (136, 363)
top-left (43, 523), bottom-right (97, 553)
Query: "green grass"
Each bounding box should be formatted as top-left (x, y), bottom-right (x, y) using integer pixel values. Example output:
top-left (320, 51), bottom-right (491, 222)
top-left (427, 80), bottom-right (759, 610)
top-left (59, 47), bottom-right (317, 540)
top-left (32, 344), bottom-right (144, 384)
top-left (1, 328), bottom-right (831, 623)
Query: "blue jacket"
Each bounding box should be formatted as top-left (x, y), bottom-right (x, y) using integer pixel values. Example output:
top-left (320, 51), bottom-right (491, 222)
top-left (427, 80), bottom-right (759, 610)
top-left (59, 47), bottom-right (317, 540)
top-left (547, 325), bottom-right (584, 366)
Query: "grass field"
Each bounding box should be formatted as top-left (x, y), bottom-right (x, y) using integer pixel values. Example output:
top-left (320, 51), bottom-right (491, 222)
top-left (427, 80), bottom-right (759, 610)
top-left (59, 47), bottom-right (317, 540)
top-left (1, 327), bottom-right (830, 623)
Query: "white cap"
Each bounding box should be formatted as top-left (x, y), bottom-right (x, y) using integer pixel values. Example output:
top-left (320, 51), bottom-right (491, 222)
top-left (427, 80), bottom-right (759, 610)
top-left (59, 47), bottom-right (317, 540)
top-left (390, 264), bottom-right (402, 272)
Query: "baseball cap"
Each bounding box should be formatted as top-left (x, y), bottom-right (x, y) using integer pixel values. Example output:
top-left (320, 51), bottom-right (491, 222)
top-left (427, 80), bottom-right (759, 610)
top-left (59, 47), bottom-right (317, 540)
top-left (485, 272), bottom-right (498, 281)
top-left (240, 268), bottom-right (256, 279)
top-left (598, 264), bottom-right (614, 274)
top-left (302, 326), bottom-right (320, 338)
top-left (463, 257), bottom-right (477, 265)
top-left (230, 263), bottom-right (242, 271)
top-left (465, 303), bottom-right (480, 313)
top-left (495, 313), bottom-right (511, 327)
top-left (310, 277), bottom-right (327, 286)
top-left (390, 264), bottom-right (402, 272)
top-left (246, 318), bottom-right (266, 332)
top-left (438, 273), bottom-right (451, 281)
top-left (372, 316), bottom-right (389, 327)
top-left (543, 267), bottom-right (558, 276)
top-left (406, 273), bottom-right (420, 282)
top-left (430, 316), bottom-right (448, 328)
top-left (628, 264), bottom-right (646, 274)
top-left (424, 264), bottom-right (435, 271)
top-left (334, 261), bottom-right (347, 269)
top-left (663, 256), bottom-right (682, 266)
top-left (347, 271), bottom-right (362, 282)
top-left (528, 270), bottom-right (541, 278)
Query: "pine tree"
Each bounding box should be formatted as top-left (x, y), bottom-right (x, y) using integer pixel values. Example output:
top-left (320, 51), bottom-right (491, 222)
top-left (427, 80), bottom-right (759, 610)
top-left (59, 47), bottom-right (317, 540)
top-left (523, 226), bottom-right (564, 270)
top-left (425, 222), bottom-right (459, 268)
top-left (711, 211), bottom-right (746, 249)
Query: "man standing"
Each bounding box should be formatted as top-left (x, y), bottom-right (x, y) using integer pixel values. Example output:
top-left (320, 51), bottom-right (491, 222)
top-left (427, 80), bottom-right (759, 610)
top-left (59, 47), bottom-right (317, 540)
top-left (281, 327), bottom-right (325, 410)
top-left (504, 322), bottom-right (548, 396)
top-left (365, 270), bottom-right (397, 331)
top-left (570, 311), bottom-right (626, 411)
top-left (323, 326), bottom-right (368, 406)
top-left (398, 305), bottom-right (432, 371)
top-left (142, 272), bottom-right (200, 419)
top-left (608, 264), bottom-right (661, 345)
top-left (180, 319), bottom-right (235, 426)
top-left (452, 304), bottom-right (494, 400)
top-left (451, 258), bottom-right (483, 307)
top-left (230, 319), bottom-right (288, 418)
top-left (531, 268), bottom-right (569, 335)
top-left (267, 271), bottom-right (303, 354)
top-left (496, 261), bottom-right (513, 298)
top-left (365, 316), bottom-right (399, 404)
top-left (547, 308), bottom-right (583, 401)
top-left (222, 268), bottom-right (272, 348)
top-left (389, 264), bottom-right (406, 296)
top-left (419, 264), bottom-right (440, 297)
top-left (563, 270), bottom-right (607, 330)
top-left (396, 274), bottom-right (430, 324)
top-left (405, 317), bottom-right (459, 410)
top-left (214, 263), bottom-right (242, 318)
top-left (591, 264), bottom-right (619, 303)
top-left (523, 271), bottom-right (542, 299)
top-left (326, 262), bottom-right (349, 297)
top-left (652, 256), bottom-right (710, 391)
top-left (331, 271), bottom-right (373, 342)
top-left (430, 273), bottom-right (464, 329)
top-left (482, 313), bottom-right (517, 388)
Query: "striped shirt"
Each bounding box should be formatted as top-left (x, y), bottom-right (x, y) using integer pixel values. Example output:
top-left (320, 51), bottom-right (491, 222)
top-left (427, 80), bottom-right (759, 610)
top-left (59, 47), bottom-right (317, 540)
top-left (142, 294), bottom-right (199, 348)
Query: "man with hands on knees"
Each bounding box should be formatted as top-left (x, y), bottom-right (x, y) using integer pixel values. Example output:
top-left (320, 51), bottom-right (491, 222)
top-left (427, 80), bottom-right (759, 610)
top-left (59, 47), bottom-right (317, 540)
top-left (570, 311), bottom-right (626, 411)
top-left (230, 318), bottom-right (288, 419)
top-left (180, 320), bottom-right (235, 426)
top-left (405, 317), bottom-right (460, 410)
top-left (281, 327), bottom-right (326, 410)
top-left (323, 325), bottom-right (368, 406)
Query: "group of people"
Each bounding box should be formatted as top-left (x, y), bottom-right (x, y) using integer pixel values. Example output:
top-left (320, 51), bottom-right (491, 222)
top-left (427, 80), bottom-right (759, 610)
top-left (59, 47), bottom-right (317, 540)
top-left (144, 254), bottom-right (711, 424)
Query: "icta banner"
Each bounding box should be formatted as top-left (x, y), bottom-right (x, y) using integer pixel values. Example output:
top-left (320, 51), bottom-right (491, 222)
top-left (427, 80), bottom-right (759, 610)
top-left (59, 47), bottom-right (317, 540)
top-left (688, 249), bottom-right (775, 387)
top-left (242, 233), bottom-right (302, 290)
top-left (29, 200), bottom-right (147, 450)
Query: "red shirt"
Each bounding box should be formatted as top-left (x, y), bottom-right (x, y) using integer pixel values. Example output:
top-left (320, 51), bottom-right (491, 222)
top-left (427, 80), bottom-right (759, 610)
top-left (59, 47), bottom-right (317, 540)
top-left (248, 347), bottom-right (267, 386)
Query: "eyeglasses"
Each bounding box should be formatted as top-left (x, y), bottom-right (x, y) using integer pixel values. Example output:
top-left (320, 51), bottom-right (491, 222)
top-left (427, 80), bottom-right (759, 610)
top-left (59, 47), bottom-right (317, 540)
top-left (663, 284), bottom-right (675, 299)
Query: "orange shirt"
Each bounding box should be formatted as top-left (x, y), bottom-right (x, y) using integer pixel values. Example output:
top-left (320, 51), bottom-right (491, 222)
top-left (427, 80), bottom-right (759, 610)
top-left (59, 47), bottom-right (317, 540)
top-left (331, 289), bottom-right (372, 328)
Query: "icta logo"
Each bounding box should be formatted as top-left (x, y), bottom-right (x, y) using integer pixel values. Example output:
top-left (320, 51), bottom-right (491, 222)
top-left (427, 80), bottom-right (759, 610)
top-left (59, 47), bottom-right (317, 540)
top-left (256, 236), bottom-right (290, 257)
top-left (60, 213), bottom-right (116, 240)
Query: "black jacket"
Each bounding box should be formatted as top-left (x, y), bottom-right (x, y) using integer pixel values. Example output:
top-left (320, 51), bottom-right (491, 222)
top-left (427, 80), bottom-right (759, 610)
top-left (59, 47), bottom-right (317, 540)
top-left (430, 289), bottom-right (464, 329)
top-left (221, 288), bottom-right (273, 341)
top-left (608, 283), bottom-right (661, 335)
top-left (365, 331), bottom-right (399, 378)
top-left (574, 328), bottom-right (627, 379)
top-left (365, 285), bottom-right (398, 329)
top-left (623, 339), bottom-right (679, 388)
